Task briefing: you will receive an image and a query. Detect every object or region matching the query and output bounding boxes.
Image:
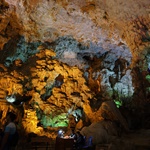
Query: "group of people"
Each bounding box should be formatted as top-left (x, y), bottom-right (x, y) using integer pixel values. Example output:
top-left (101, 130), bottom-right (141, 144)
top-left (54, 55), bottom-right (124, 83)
top-left (70, 129), bottom-right (85, 150)
top-left (57, 128), bottom-right (85, 150)
top-left (0, 112), bottom-right (18, 150)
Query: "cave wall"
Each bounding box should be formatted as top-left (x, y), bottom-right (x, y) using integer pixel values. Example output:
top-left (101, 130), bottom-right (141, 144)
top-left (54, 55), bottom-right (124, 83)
top-left (0, 0), bottom-right (149, 137)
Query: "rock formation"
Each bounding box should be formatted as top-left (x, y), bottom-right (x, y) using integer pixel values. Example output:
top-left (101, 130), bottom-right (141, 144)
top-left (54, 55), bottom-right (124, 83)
top-left (0, 0), bottom-right (150, 149)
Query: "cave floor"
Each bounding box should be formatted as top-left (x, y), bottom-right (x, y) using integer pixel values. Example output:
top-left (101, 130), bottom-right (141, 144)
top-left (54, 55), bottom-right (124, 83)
top-left (16, 129), bottom-right (150, 150)
top-left (121, 129), bottom-right (150, 150)
top-left (83, 129), bottom-right (150, 150)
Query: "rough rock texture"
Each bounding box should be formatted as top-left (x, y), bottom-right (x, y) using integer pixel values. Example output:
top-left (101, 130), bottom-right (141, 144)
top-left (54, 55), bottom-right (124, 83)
top-left (1, 0), bottom-right (149, 64)
top-left (0, 0), bottom-right (150, 149)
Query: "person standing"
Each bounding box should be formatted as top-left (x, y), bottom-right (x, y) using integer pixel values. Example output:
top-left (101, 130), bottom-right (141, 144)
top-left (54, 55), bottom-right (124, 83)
top-left (74, 131), bottom-right (85, 150)
top-left (0, 112), bottom-right (17, 150)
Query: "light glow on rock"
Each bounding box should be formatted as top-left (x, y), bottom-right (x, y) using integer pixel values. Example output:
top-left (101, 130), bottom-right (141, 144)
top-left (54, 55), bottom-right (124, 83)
top-left (6, 95), bottom-right (16, 103)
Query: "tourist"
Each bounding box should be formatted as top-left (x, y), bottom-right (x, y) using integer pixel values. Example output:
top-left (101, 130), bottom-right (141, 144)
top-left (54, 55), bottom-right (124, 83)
top-left (0, 112), bottom-right (18, 150)
top-left (74, 131), bottom-right (85, 150)
top-left (70, 128), bottom-right (77, 139)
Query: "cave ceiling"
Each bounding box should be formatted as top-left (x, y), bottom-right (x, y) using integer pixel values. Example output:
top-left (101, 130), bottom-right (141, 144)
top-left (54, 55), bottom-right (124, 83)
top-left (0, 0), bottom-right (150, 134)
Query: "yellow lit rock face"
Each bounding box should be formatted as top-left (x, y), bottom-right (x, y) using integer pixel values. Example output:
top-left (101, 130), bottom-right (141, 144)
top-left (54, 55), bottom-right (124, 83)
top-left (0, 48), bottom-right (94, 136)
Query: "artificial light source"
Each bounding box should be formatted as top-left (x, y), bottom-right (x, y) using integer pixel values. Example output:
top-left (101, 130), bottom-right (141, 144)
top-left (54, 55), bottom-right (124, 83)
top-left (58, 129), bottom-right (64, 137)
top-left (6, 94), bottom-right (16, 103)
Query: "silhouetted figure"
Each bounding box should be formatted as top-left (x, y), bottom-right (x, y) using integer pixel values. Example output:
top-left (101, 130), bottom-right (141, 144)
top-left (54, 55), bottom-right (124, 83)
top-left (74, 131), bottom-right (85, 150)
top-left (70, 128), bottom-right (77, 139)
top-left (0, 112), bottom-right (19, 150)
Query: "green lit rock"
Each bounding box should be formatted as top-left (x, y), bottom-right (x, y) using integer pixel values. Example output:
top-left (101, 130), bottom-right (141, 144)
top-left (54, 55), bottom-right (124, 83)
top-left (114, 99), bottom-right (122, 108)
top-left (146, 75), bottom-right (150, 82)
top-left (40, 112), bottom-right (69, 128)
